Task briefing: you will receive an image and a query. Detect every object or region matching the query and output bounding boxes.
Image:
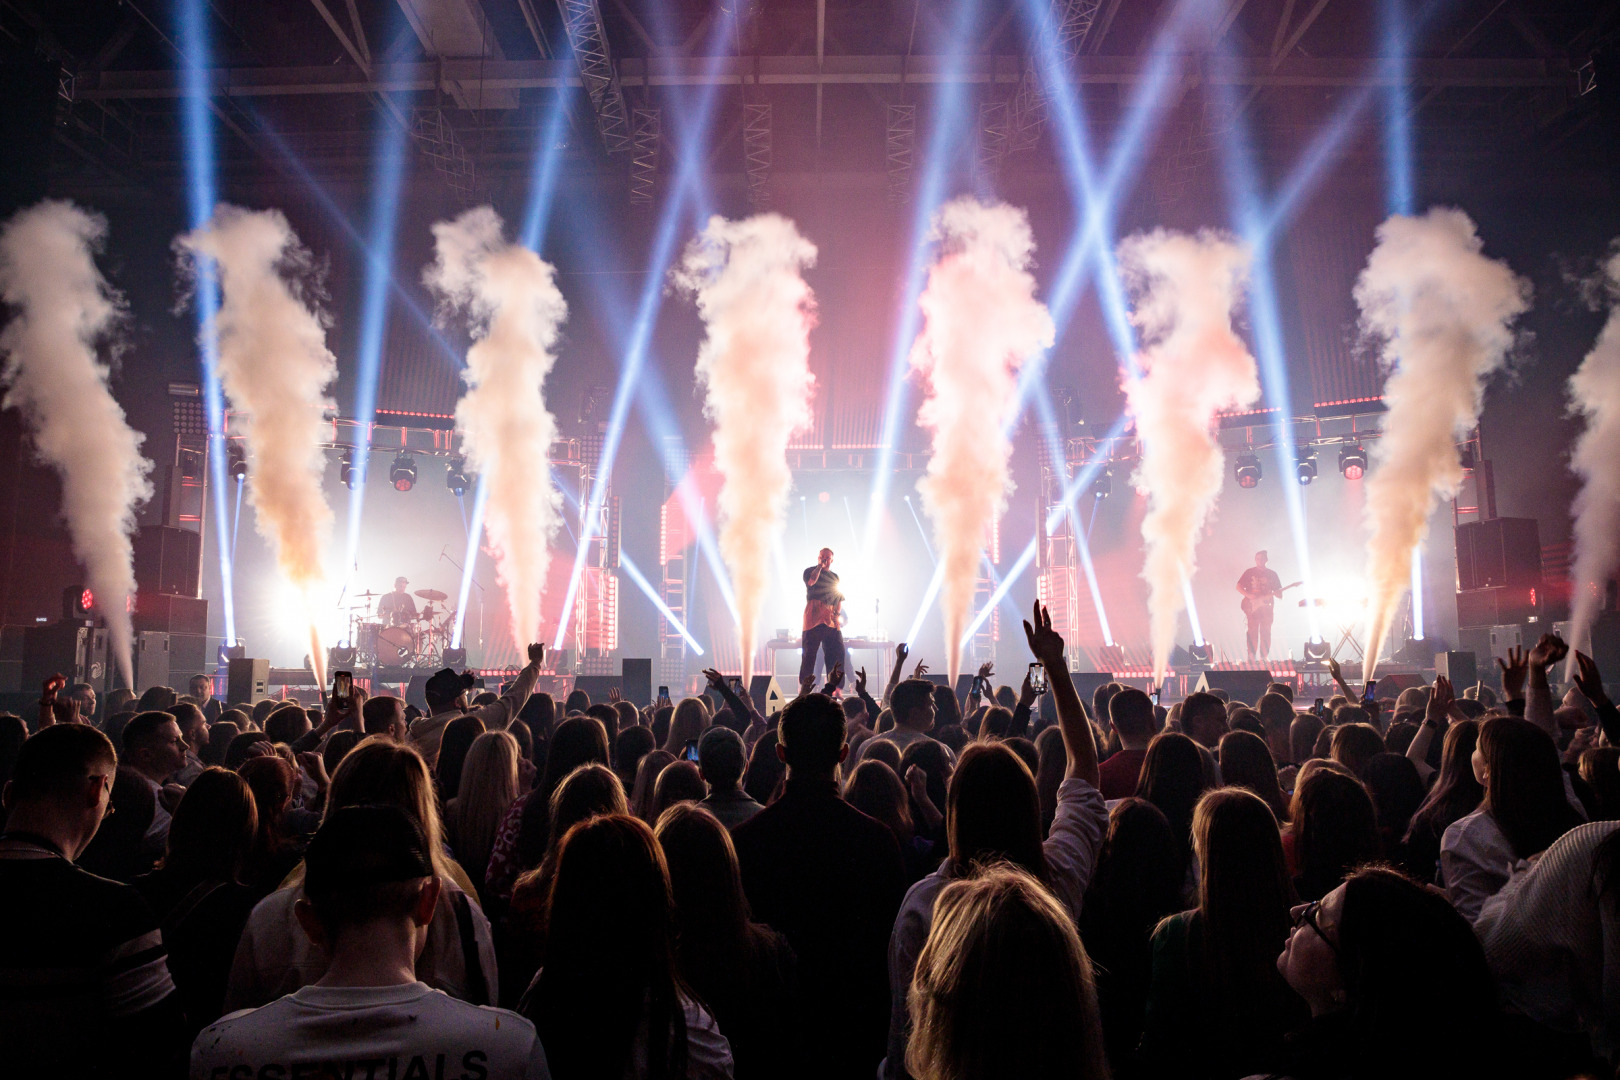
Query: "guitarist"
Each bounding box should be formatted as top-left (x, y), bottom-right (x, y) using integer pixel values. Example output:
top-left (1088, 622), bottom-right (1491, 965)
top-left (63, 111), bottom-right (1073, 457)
top-left (1236, 550), bottom-right (1297, 662)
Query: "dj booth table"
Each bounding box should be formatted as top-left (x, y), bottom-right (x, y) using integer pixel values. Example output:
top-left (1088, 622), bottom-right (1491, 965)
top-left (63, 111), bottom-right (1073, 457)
top-left (764, 636), bottom-right (893, 688)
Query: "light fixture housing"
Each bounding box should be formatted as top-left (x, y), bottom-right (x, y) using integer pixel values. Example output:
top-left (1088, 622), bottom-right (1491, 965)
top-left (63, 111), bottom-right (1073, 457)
top-left (227, 444), bottom-right (248, 482)
top-left (390, 452), bottom-right (417, 492)
top-left (1092, 469), bottom-right (1112, 500)
top-left (1235, 454), bottom-right (1262, 489)
top-left (1296, 452), bottom-right (1318, 486)
top-left (445, 455), bottom-right (471, 496)
top-left (339, 448), bottom-right (358, 489)
top-left (1339, 444), bottom-right (1367, 481)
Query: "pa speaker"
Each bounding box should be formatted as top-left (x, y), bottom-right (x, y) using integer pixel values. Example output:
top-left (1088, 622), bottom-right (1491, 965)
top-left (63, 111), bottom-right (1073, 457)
top-left (133, 526), bottom-right (203, 598)
top-left (227, 658), bottom-right (269, 705)
top-left (1193, 670), bottom-right (1273, 706)
top-left (1377, 672), bottom-right (1428, 694)
top-left (619, 657), bottom-right (652, 707)
top-left (570, 675), bottom-right (622, 708)
top-left (23, 622), bottom-right (107, 691)
top-left (748, 674), bottom-right (786, 717)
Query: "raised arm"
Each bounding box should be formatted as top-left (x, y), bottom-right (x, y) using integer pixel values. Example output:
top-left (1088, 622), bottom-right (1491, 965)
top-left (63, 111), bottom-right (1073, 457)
top-left (1524, 634), bottom-right (1566, 737)
top-left (1326, 657), bottom-right (1356, 703)
top-left (1407, 675), bottom-right (1454, 782)
top-left (882, 641), bottom-right (909, 708)
top-left (1023, 600), bottom-right (1099, 787)
top-left (1572, 651), bottom-right (1620, 747)
top-left (1497, 645), bottom-right (1529, 718)
top-left (472, 643), bottom-right (543, 730)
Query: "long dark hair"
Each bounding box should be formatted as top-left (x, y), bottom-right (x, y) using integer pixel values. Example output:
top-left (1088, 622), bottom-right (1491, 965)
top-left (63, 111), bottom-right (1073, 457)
top-left (1292, 767), bottom-right (1381, 902)
top-left (1405, 719), bottom-right (1483, 844)
top-left (1080, 797), bottom-right (1184, 948)
top-left (843, 760), bottom-right (913, 847)
top-left (1188, 787), bottom-right (1296, 998)
top-left (435, 714), bottom-right (485, 803)
top-left (524, 815), bottom-right (690, 1080)
top-left (161, 767), bottom-right (257, 885)
top-left (1479, 716), bottom-right (1583, 859)
top-left (944, 742), bottom-right (1047, 882)
top-left (513, 716), bottom-right (611, 874)
top-left (1333, 867), bottom-right (1500, 1075)
top-left (1135, 731), bottom-right (1210, 878)
top-left (1217, 730), bottom-right (1290, 821)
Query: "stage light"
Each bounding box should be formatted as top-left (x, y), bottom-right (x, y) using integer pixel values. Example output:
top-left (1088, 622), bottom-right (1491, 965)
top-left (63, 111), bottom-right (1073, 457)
top-left (1300, 640), bottom-right (1332, 672)
top-left (442, 647), bottom-right (467, 668)
top-left (339, 448), bottom-right (358, 490)
top-left (1188, 642), bottom-right (1214, 668)
top-left (228, 445), bottom-right (248, 482)
top-left (1235, 455), bottom-right (1263, 489)
top-left (1093, 469), bottom-right (1112, 500)
top-left (1339, 445), bottom-right (1368, 481)
top-left (328, 645), bottom-right (357, 669)
top-left (1296, 452), bottom-right (1318, 486)
top-left (445, 455), bottom-right (471, 497)
top-left (390, 453), bottom-right (417, 492)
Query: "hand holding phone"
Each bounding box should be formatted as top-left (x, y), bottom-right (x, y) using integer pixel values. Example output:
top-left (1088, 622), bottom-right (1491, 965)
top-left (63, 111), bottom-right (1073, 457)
top-left (331, 670), bottom-right (353, 710)
top-left (1027, 661), bottom-right (1048, 696)
top-left (1361, 679), bottom-right (1377, 704)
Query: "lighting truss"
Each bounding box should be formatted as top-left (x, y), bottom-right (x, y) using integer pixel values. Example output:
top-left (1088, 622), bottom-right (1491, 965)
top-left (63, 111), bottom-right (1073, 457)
top-left (630, 107), bottom-right (661, 205)
top-left (1005, 0), bottom-right (1107, 161)
top-left (743, 102), bottom-right (772, 207)
top-left (410, 107), bottom-right (475, 198)
top-left (976, 99), bottom-right (1011, 184)
top-left (885, 103), bottom-right (916, 204)
top-left (556, 0), bottom-right (633, 155)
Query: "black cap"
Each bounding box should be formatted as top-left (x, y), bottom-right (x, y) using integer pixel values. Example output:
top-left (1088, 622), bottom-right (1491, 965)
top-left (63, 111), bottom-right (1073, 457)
top-left (305, 804), bottom-right (434, 897)
top-left (424, 667), bottom-right (471, 704)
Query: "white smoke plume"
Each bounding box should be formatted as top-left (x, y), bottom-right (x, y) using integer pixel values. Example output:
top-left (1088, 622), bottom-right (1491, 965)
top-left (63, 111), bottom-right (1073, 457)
top-left (1118, 229), bottom-right (1257, 680)
top-left (177, 206), bottom-right (338, 686)
top-left (1355, 208), bottom-right (1529, 681)
top-left (0, 201), bottom-right (154, 689)
top-left (911, 198), bottom-right (1054, 682)
top-left (674, 214), bottom-right (817, 680)
top-left (425, 206), bottom-right (567, 650)
top-left (1566, 246), bottom-right (1620, 660)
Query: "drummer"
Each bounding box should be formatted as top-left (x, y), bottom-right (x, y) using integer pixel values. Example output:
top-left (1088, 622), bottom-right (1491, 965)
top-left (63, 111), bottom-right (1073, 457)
top-left (376, 576), bottom-right (417, 627)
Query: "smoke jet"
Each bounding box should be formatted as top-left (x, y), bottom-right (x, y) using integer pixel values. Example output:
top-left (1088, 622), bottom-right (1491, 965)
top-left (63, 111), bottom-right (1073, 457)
top-left (1117, 229), bottom-right (1258, 681)
top-left (911, 198), bottom-right (1054, 681)
top-left (1355, 208), bottom-right (1529, 681)
top-left (425, 207), bottom-right (567, 650)
top-left (674, 214), bottom-right (817, 680)
top-left (178, 206), bottom-right (338, 687)
top-left (1566, 246), bottom-right (1620, 661)
top-left (0, 201), bottom-right (153, 690)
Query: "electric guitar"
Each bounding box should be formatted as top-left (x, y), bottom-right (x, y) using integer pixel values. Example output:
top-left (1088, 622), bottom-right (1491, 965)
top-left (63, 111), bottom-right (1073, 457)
top-left (1241, 580), bottom-right (1303, 617)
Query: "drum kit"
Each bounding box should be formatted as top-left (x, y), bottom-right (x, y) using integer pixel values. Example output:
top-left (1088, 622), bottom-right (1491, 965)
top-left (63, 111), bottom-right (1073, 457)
top-left (344, 587), bottom-right (456, 668)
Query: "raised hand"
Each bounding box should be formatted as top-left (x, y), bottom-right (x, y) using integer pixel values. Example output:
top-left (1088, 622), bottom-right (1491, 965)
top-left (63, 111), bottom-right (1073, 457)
top-left (1573, 651), bottom-right (1610, 708)
top-left (1497, 645), bottom-right (1529, 700)
top-left (1022, 599), bottom-right (1066, 668)
top-left (702, 668), bottom-right (726, 690)
top-left (825, 662), bottom-right (845, 689)
top-left (1327, 656), bottom-right (1342, 683)
top-left (977, 661), bottom-right (995, 681)
top-left (1528, 633), bottom-right (1568, 670)
top-left (526, 642), bottom-right (546, 666)
top-left (895, 642), bottom-right (909, 664)
top-left (1019, 669), bottom-right (1037, 707)
top-left (906, 764), bottom-right (929, 804)
top-left (1425, 675), bottom-right (1454, 727)
top-left (607, 685), bottom-right (622, 704)
top-left (855, 667), bottom-right (868, 694)
top-left (912, 660), bottom-right (930, 678)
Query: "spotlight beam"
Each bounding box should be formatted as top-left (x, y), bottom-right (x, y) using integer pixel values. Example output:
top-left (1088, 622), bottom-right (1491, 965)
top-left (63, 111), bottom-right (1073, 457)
top-left (863, 0), bottom-right (985, 560)
top-left (552, 9), bottom-right (741, 651)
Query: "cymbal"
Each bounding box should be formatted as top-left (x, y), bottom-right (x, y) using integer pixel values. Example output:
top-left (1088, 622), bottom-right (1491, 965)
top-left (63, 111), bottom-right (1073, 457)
top-left (415, 588), bottom-right (449, 602)
top-left (353, 590), bottom-right (380, 598)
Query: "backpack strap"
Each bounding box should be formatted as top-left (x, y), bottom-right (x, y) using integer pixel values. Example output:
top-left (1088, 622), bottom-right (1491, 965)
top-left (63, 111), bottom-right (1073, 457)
top-left (452, 888), bottom-right (490, 1006)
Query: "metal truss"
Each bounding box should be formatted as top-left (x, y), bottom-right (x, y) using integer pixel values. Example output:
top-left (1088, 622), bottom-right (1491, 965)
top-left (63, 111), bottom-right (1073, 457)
top-left (630, 107), bottom-right (661, 204)
top-left (976, 99), bottom-right (1010, 184)
top-left (743, 102), bottom-right (772, 207)
top-left (410, 107), bottom-right (476, 198)
top-left (555, 0), bottom-right (633, 154)
top-left (886, 103), bottom-right (916, 204)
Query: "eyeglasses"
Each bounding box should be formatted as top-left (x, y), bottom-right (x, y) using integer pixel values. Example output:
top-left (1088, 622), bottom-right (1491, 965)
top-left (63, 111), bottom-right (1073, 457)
top-left (95, 774), bottom-right (116, 818)
top-left (1293, 900), bottom-right (1338, 955)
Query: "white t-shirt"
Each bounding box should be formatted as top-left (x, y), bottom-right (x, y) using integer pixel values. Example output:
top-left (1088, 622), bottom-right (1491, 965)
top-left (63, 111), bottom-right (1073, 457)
top-left (191, 981), bottom-right (550, 1080)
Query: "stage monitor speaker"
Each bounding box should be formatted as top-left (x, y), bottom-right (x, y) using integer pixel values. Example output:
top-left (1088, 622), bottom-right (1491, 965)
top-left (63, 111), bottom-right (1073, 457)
top-left (1070, 672), bottom-right (1116, 707)
top-left (919, 674), bottom-right (950, 689)
top-left (1434, 651), bottom-right (1478, 689)
top-left (23, 622), bottom-right (107, 691)
top-left (1194, 670), bottom-right (1273, 705)
top-left (748, 675), bottom-right (787, 717)
top-left (227, 658), bottom-right (269, 705)
top-left (1455, 518), bottom-right (1543, 592)
top-left (133, 526), bottom-right (202, 598)
top-left (620, 658), bottom-right (652, 708)
top-left (1376, 672), bottom-right (1428, 694)
top-left (570, 675), bottom-right (621, 709)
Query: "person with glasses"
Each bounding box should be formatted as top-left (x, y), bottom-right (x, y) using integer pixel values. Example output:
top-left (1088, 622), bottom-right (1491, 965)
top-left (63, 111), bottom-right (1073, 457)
top-left (121, 711), bottom-right (192, 858)
top-left (1270, 866), bottom-right (1504, 1080)
top-left (0, 724), bottom-right (187, 1076)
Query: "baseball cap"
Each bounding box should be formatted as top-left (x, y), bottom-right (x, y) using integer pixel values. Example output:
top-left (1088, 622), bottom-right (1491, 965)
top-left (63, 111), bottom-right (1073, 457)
top-left (424, 667), bottom-right (473, 704)
top-left (305, 804), bottom-right (434, 899)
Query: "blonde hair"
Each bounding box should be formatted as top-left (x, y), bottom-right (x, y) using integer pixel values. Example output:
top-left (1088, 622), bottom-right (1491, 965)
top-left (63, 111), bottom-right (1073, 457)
top-left (661, 697), bottom-right (710, 754)
top-left (447, 730), bottom-right (521, 889)
top-left (906, 865), bottom-right (1109, 1080)
top-left (326, 736), bottom-right (454, 881)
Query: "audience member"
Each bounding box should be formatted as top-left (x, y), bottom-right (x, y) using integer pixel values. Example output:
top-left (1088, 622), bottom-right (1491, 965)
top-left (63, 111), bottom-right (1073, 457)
top-left (121, 709), bottom-right (190, 856)
top-left (1135, 730), bottom-right (1211, 892)
top-left (1098, 686), bottom-right (1157, 799)
top-left (1290, 767), bottom-right (1381, 903)
top-left (446, 730), bottom-right (522, 900)
top-left (362, 695), bottom-right (410, 740)
top-left (238, 754), bottom-right (304, 896)
top-left (194, 805), bottom-right (549, 1080)
top-left (76, 763), bottom-right (158, 882)
top-left (906, 865), bottom-right (1109, 1080)
top-left (0, 724), bottom-right (186, 1075)
top-left (410, 644), bottom-right (544, 767)
top-left (614, 722), bottom-right (657, 791)
top-left (487, 715), bottom-right (611, 908)
top-left (1330, 722), bottom-right (1385, 777)
top-left (1402, 718), bottom-right (1483, 882)
top-left (651, 758), bottom-right (708, 819)
top-left (1218, 729), bottom-right (1291, 822)
top-left (435, 714), bottom-right (486, 804)
top-left (1290, 713), bottom-right (1325, 766)
top-left (656, 803), bottom-right (797, 1079)
top-left (663, 696), bottom-right (710, 756)
top-left (697, 725), bottom-right (764, 829)
top-left (519, 814), bottom-right (732, 1078)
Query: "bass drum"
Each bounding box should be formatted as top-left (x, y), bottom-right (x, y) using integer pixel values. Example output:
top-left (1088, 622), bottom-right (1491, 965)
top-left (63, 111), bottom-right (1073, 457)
top-left (355, 622), bottom-right (383, 656)
top-left (377, 625), bottom-right (415, 659)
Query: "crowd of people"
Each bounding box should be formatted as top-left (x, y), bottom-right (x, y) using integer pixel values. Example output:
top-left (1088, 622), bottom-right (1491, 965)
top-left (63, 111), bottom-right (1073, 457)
top-left (2, 603), bottom-right (1618, 1080)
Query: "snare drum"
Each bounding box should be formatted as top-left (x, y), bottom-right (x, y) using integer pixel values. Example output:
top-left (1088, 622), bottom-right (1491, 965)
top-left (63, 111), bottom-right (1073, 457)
top-left (378, 625), bottom-right (415, 658)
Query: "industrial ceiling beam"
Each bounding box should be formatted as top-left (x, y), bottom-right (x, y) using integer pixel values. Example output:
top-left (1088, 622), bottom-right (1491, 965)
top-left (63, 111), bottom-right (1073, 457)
top-left (75, 54), bottom-right (1578, 99)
